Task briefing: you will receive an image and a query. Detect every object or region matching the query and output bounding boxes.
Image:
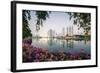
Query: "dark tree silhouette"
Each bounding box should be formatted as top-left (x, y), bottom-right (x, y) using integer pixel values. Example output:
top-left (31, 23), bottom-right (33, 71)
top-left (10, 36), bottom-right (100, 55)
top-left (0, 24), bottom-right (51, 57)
top-left (23, 10), bottom-right (50, 38)
top-left (68, 12), bottom-right (91, 35)
top-left (35, 11), bottom-right (50, 32)
top-left (22, 10), bottom-right (32, 39)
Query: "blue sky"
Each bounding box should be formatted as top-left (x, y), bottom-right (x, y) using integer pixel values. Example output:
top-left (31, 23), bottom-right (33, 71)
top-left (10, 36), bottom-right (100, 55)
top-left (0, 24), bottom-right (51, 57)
top-left (28, 11), bottom-right (84, 37)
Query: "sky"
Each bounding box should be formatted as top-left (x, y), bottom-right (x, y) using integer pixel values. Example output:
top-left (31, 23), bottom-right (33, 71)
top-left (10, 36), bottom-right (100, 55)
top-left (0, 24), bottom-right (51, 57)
top-left (28, 10), bottom-right (84, 37)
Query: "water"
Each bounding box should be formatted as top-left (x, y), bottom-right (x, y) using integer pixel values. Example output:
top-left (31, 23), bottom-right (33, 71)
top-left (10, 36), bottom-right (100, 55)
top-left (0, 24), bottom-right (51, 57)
top-left (32, 37), bottom-right (91, 55)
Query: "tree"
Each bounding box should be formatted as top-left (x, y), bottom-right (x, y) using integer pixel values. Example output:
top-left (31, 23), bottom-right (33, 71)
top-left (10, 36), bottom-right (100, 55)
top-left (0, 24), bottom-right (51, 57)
top-left (23, 10), bottom-right (50, 39)
top-left (35, 11), bottom-right (50, 31)
top-left (68, 12), bottom-right (91, 35)
top-left (22, 10), bottom-right (32, 39)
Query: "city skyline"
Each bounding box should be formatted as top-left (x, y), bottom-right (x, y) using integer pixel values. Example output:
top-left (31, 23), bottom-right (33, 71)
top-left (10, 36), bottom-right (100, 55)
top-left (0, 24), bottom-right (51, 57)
top-left (28, 10), bottom-right (84, 37)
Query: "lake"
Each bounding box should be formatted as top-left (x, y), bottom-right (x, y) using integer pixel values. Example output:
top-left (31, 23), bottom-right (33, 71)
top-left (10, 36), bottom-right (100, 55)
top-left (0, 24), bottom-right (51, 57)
top-left (32, 37), bottom-right (91, 55)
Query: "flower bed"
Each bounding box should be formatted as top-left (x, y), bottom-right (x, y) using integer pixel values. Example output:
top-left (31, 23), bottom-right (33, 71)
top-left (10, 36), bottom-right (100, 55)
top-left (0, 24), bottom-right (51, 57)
top-left (22, 39), bottom-right (91, 62)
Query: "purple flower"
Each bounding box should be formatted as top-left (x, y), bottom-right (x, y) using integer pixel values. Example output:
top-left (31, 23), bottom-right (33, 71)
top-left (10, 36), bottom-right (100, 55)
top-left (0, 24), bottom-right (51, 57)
top-left (34, 59), bottom-right (40, 62)
top-left (35, 53), bottom-right (40, 59)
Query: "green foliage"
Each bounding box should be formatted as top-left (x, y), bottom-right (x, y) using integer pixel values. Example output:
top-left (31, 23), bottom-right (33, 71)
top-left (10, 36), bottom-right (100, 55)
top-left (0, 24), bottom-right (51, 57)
top-left (35, 11), bottom-right (50, 31)
top-left (22, 10), bottom-right (32, 39)
top-left (68, 12), bottom-right (91, 35)
top-left (22, 10), bottom-right (50, 39)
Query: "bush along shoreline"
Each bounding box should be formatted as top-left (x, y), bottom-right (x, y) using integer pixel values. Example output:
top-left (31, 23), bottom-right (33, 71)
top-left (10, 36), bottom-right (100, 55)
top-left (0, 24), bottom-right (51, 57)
top-left (22, 38), bottom-right (91, 63)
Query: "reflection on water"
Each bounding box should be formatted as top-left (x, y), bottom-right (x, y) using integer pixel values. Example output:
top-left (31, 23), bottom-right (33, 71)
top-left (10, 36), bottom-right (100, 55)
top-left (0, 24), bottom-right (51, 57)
top-left (32, 37), bottom-right (91, 55)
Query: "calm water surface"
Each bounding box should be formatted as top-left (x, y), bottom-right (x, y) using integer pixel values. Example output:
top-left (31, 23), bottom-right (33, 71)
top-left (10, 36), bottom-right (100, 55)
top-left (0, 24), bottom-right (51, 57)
top-left (32, 38), bottom-right (91, 54)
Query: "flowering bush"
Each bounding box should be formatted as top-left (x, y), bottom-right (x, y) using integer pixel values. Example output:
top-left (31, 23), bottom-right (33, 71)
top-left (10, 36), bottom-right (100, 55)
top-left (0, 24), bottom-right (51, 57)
top-left (22, 39), bottom-right (91, 62)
